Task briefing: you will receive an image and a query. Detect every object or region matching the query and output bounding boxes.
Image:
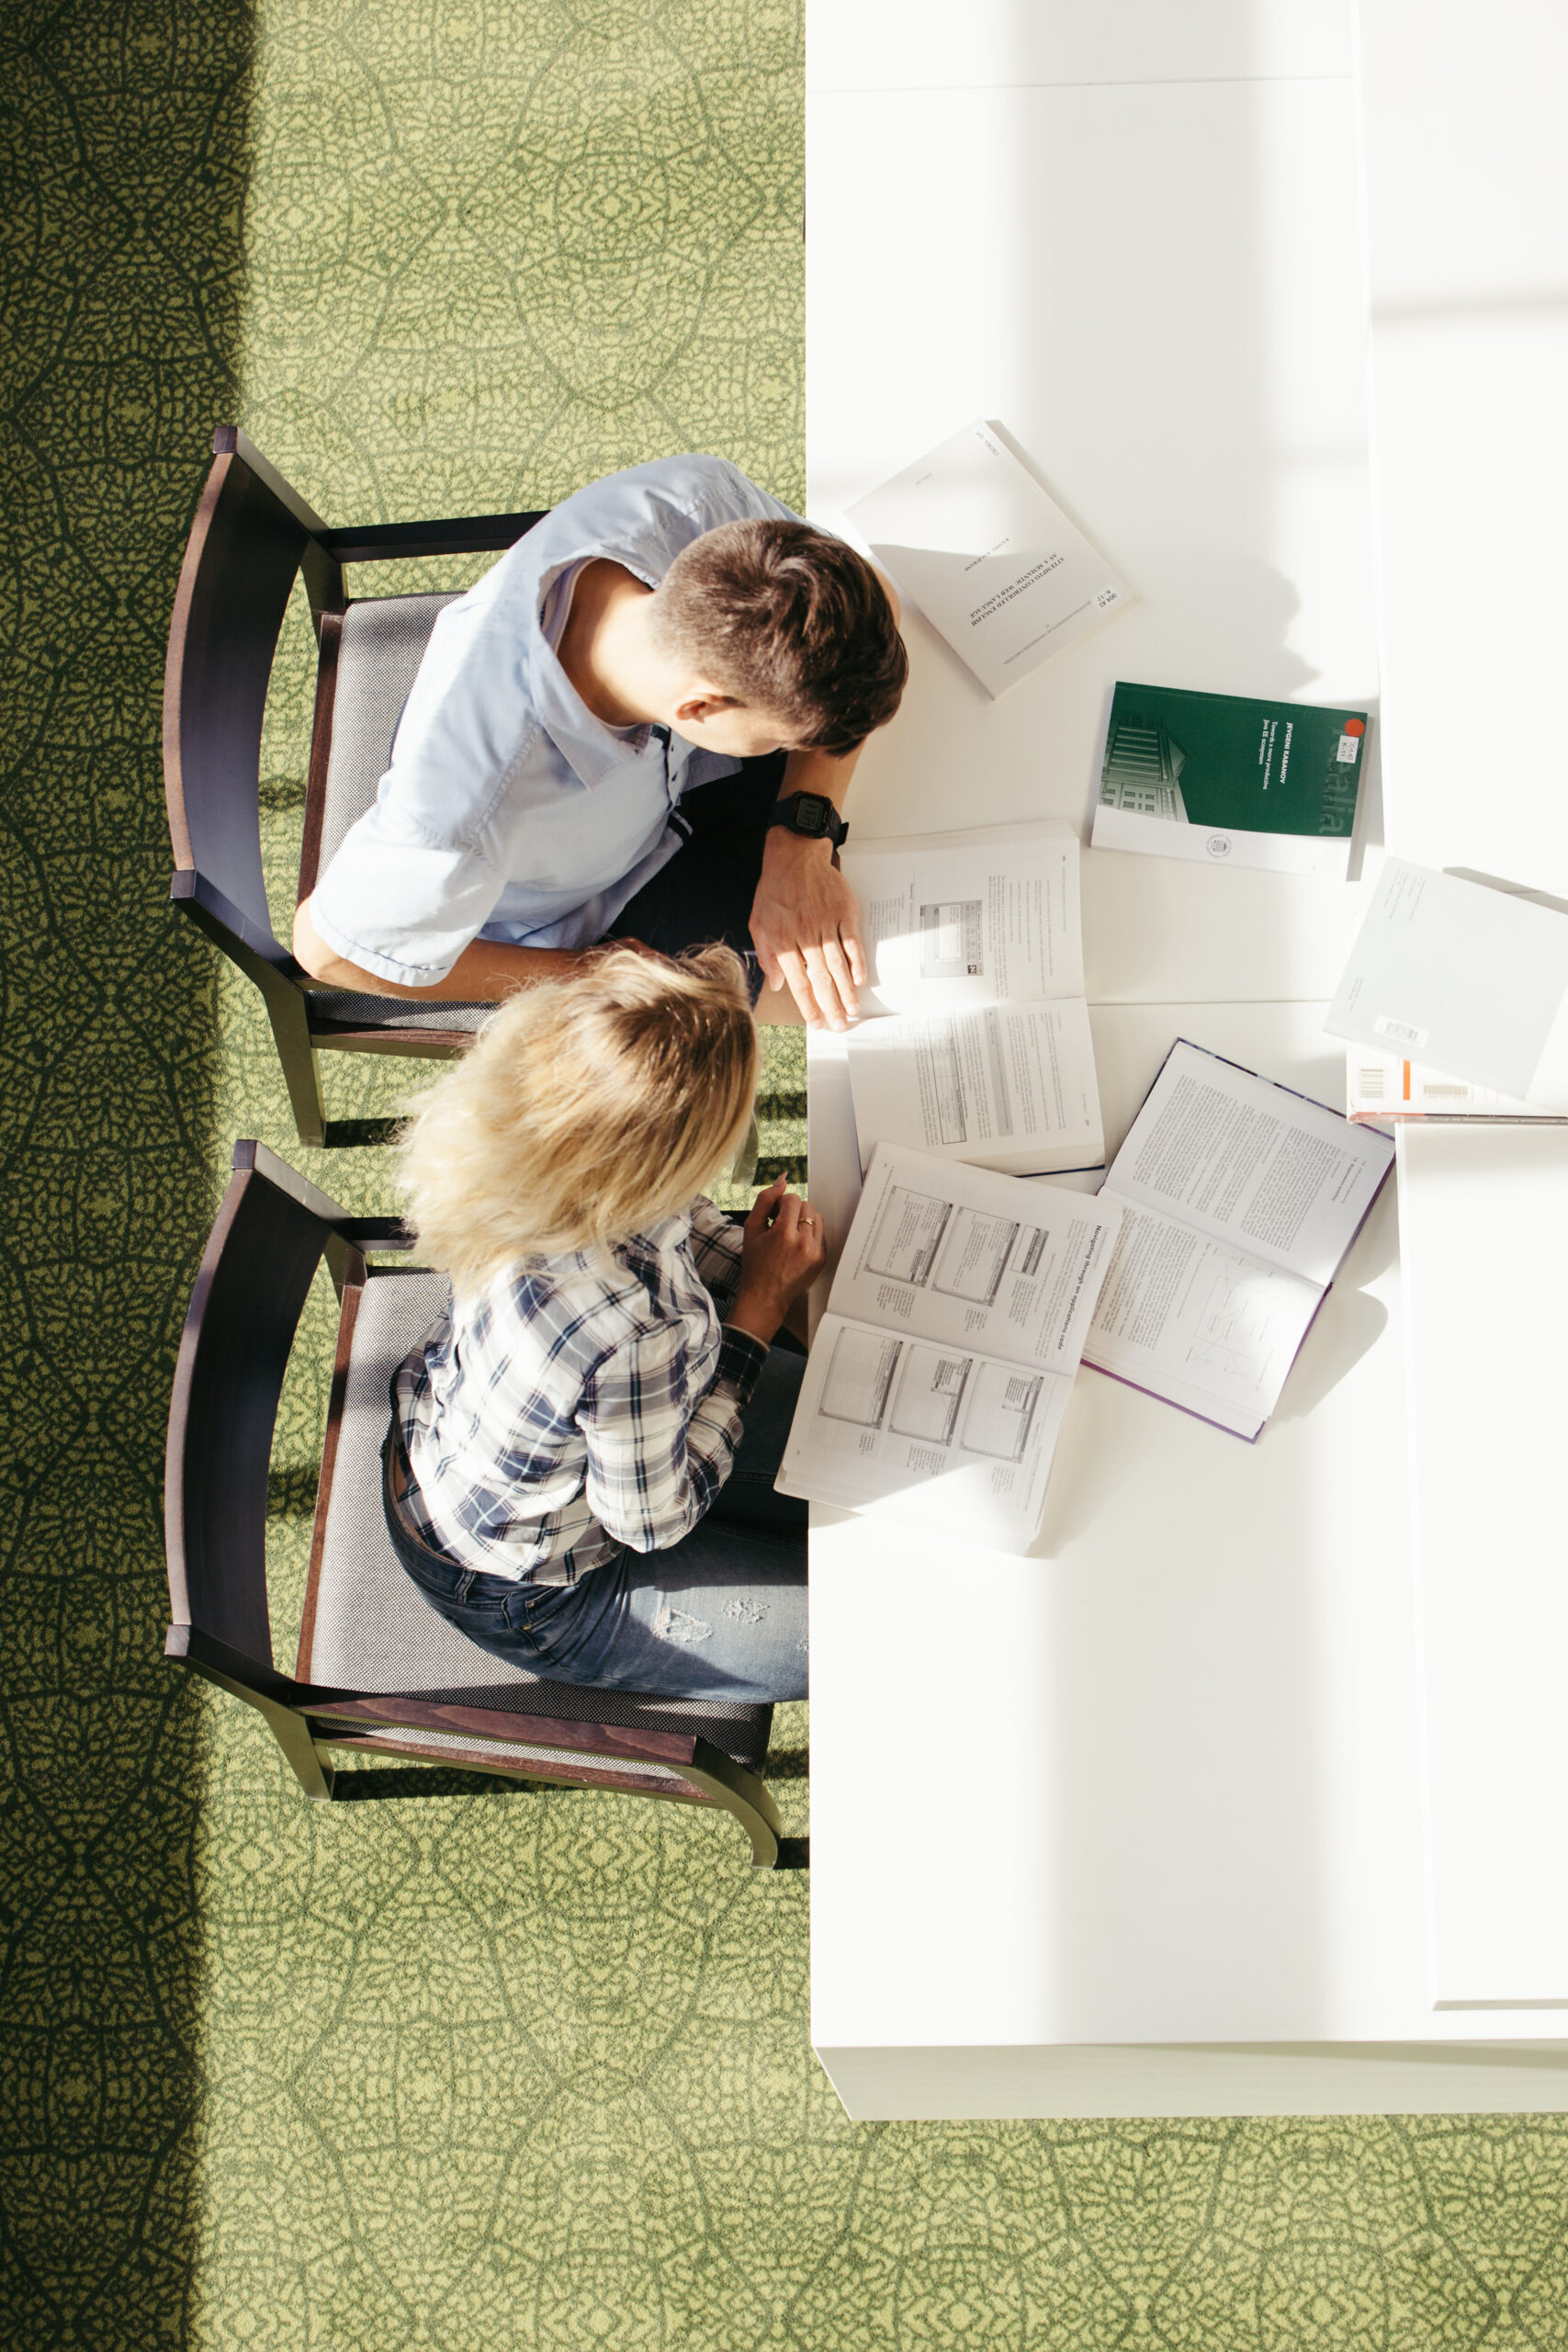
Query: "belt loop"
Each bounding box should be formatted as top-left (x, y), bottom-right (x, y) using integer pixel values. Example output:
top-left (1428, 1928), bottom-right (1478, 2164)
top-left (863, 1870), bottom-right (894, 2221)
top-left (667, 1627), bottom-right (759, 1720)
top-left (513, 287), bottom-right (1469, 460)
top-left (456, 1570), bottom-right (475, 1603)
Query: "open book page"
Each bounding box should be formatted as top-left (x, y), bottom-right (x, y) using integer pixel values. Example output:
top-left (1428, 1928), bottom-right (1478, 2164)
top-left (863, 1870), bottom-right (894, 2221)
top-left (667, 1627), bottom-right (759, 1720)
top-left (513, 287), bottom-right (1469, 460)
top-left (842, 821), bottom-right (1084, 1015)
top-left (1100, 1040), bottom-right (1392, 1285)
top-left (845, 420), bottom-right (1134, 699)
top-left (1325, 860), bottom-right (1568, 1108)
top-left (775, 1315), bottom-right (1075, 1550)
top-left (847, 998), bottom-right (1103, 1176)
top-left (1081, 1210), bottom-right (1324, 1440)
top-left (827, 1144), bottom-right (1122, 1372)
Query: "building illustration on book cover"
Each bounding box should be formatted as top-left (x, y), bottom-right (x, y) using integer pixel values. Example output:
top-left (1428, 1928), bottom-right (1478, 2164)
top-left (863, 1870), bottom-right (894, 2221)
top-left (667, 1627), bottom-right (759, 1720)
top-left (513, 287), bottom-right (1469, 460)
top-left (1100, 714), bottom-right (1190, 820)
top-left (1092, 682), bottom-right (1369, 877)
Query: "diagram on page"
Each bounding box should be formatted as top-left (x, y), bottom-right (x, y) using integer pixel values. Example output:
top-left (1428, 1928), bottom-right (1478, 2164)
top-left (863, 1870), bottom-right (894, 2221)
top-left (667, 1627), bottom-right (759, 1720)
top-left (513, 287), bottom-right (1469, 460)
top-left (931, 1209), bottom-right (1032, 1306)
top-left (864, 1185), bottom-right (952, 1286)
top-left (818, 1327), bottom-right (902, 1429)
top-left (1186, 1261), bottom-right (1289, 1390)
top-left (887, 1346), bottom-right (974, 1444)
top-left (960, 1363), bottom-right (1043, 1461)
top-left (919, 899), bottom-right (985, 978)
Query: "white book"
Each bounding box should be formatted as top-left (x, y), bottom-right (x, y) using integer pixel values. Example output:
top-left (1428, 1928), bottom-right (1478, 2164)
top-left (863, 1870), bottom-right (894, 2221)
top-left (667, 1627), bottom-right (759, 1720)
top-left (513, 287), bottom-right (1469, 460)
top-left (1081, 1041), bottom-right (1394, 1441)
top-left (776, 1143), bottom-right (1122, 1552)
top-left (841, 822), bottom-right (1104, 1177)
top-left (1325, 860), bottom-right (1568, 1109)
top-left (845, 419), bottom-right (1134, 698)
top-left (1345, 1045), bottom-right (1568, 1127)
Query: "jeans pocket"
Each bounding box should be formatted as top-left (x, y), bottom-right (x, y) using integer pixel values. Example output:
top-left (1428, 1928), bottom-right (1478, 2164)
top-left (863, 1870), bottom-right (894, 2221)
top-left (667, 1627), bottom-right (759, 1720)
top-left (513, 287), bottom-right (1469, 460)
top-left (516, 1577), bottom-right (583, 1659)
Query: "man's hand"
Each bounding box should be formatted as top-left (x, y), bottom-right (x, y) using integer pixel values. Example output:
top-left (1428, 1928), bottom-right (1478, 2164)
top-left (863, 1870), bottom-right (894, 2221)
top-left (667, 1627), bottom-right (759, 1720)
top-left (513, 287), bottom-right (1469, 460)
top-left (750, 831), bottom-right (866, 1031)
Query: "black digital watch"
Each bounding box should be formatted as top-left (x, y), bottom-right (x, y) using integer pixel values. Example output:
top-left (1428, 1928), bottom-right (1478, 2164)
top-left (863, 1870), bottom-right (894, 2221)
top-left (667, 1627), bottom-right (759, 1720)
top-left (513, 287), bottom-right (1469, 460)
top-left (767, 791), bottom-right (849, 850)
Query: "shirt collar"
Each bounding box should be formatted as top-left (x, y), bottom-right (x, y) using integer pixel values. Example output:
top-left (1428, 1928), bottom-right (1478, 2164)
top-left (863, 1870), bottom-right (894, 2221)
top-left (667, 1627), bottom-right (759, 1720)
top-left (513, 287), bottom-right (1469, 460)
top-left (531, 551), bottom-right (666, 789)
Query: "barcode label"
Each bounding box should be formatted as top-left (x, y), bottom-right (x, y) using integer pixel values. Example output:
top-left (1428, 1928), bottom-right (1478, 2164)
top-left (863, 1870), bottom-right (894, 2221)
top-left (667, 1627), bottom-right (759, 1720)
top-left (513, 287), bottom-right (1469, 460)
top-left (1422, 1083), bottom-right (1470, 1099)
top-left (1373, 1013), bottom-right (1427, 1048)
top-left (1337, 734), bottom-right (1360, 763)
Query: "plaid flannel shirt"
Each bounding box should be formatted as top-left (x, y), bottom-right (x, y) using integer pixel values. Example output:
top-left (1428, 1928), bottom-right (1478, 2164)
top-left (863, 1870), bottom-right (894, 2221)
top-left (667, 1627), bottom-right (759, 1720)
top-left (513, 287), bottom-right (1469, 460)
top-left (391, 1198), bottom-right (768, 1584)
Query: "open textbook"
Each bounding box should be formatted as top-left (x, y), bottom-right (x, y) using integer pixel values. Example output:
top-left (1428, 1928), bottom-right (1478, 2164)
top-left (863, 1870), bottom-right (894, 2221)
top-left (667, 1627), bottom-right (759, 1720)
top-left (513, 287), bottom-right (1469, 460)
top-left (1081, 1042), bottom-right (1394, 1441)
top-left (1325, 860), bottom-right (1568, 1110)
top-left (776, 1143), bottom-right (1122, 1552)
top-left (842, 821), bottom-right (1104, 1177)
top-left (845, 420), bottom-right (1133, 698)
top-left (1346, 1046), bottom-right (1568, 1126)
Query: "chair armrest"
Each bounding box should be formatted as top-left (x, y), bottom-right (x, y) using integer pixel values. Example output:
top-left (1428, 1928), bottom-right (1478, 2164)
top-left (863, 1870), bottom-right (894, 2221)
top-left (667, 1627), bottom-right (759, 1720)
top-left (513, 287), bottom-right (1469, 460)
top-left (320, 514), bottom-right (547, 564)
top-left (340, 1217), bottom-right (417, 1252)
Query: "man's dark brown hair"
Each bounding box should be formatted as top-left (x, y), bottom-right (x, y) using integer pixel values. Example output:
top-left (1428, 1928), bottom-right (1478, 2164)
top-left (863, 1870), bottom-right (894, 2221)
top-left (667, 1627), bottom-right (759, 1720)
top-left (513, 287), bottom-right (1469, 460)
top-left (653, 519), bottom-right (908, 756)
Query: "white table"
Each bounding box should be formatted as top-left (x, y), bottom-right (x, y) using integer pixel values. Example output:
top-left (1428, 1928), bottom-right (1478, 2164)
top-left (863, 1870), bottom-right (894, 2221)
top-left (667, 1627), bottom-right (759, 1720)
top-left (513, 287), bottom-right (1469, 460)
top-left (1354, 0), bottom-right (1568, 2023)
top-left (803, 0), bottom-right (1568, 2117)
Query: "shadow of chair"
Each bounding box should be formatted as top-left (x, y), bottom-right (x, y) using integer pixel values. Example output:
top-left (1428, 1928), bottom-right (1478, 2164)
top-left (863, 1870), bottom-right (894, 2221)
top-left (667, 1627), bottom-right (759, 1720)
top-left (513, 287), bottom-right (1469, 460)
top-left (163, 1137), bottom-right (786, 1867)
top-left (162, 425), bottom-right (544, 1148)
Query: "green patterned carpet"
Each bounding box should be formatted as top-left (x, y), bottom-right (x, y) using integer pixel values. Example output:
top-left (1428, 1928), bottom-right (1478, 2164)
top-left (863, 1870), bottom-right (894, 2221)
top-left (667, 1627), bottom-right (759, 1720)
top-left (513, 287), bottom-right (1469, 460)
top-left (5, 2), bottom-right (1568, 2346)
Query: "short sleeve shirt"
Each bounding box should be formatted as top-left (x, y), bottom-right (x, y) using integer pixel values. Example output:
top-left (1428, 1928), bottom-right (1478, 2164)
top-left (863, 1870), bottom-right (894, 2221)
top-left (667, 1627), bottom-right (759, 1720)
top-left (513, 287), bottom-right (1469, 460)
top-left (309, 455), bottom-right (800, 987)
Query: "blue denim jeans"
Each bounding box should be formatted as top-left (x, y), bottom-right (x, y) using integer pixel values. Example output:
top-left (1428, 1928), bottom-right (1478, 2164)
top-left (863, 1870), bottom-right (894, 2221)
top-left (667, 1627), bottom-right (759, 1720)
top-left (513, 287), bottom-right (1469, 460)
top-left (383, 1346), bottom-right (808, 1703)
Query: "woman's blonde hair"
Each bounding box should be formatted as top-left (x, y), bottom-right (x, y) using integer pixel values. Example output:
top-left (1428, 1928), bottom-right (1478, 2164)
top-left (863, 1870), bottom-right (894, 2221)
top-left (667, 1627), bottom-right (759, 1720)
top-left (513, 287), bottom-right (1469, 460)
top-left (399, 945), bottom-right (759, 1295)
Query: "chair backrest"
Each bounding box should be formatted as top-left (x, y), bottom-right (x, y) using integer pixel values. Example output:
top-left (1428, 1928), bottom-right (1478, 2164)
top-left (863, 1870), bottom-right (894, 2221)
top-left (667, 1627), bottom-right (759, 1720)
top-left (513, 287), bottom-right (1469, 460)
top-left (163, 426), bottom-right (549, 995)
top-left (165, 1141), bottom-right (351, 1669)
top-left (163, 429), bottom-right (340, 944)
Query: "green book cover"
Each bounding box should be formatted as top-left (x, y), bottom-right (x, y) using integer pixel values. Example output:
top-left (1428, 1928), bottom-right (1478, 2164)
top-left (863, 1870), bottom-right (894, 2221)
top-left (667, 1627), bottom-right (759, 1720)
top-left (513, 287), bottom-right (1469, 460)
top-left (1093, 682), bottom-right (1369, 876)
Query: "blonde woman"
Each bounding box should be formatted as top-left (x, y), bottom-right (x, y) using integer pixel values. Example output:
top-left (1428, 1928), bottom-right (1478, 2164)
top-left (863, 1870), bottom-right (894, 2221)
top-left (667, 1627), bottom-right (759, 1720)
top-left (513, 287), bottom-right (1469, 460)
top-left (383, 944), bottom-right (824, 1703)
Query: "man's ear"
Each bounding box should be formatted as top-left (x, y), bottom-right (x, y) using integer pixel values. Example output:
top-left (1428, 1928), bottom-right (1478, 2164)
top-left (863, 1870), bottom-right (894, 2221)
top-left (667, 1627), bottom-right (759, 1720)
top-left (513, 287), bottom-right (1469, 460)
top-left (672, 685), bottom-right (740, 728)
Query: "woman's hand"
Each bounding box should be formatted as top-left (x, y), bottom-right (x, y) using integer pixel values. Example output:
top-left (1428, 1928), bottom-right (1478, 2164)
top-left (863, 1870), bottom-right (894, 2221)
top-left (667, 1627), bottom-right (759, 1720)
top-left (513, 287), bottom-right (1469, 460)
top-left (727, 1174), bottom-right (827, 1346)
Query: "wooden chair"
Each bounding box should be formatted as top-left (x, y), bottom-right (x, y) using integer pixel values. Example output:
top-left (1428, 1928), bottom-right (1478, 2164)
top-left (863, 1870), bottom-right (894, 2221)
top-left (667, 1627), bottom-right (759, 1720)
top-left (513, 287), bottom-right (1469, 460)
top-left (162, 425), bottom-right (547, 1148)
top-left (164, 1139), bottom-right (787, 1867)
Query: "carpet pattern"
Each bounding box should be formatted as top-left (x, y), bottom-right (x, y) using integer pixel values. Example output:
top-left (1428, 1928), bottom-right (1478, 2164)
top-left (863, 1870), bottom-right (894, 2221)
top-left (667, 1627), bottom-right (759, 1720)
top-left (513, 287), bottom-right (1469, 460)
top-left (6, 2), bottom-right (1568, 2347)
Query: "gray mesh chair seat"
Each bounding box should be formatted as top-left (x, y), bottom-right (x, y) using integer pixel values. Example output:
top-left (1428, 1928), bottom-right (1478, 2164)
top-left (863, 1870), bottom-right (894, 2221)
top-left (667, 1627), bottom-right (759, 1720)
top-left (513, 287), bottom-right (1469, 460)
top-left (164, 1141), bottom-right (785, 1863)
top-left (300, 1265), bottom-right (772, 1776)
top-left (301, 594), bottom-right (492, 1035)
top-left (163, 427), bottom-right (549, 1146)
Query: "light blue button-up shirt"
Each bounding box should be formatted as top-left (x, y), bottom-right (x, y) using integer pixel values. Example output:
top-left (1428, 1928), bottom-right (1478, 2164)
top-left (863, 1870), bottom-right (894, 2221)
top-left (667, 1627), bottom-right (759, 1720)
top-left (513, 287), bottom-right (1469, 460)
top-left (310, 455), bottom-right (799, 987)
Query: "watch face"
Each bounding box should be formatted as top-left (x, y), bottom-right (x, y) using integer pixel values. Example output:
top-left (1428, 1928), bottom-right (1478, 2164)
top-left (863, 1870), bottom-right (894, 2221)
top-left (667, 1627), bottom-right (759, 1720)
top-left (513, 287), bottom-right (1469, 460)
top-left (797, 795), bottom-right (829, 832)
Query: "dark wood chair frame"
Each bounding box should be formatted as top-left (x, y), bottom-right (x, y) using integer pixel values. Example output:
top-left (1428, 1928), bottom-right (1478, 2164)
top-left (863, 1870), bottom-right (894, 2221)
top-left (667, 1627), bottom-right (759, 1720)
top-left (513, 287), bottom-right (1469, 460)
top-left (163, 425), bottom-right (547, 1148)
top-left (164, 1137), bottom-right (787, 1866)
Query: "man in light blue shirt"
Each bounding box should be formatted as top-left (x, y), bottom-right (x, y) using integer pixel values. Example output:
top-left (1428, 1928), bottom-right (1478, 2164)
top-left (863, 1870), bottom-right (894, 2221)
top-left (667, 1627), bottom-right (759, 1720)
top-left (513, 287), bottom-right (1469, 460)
top-left (294, 455), bottom-right (908, 1030)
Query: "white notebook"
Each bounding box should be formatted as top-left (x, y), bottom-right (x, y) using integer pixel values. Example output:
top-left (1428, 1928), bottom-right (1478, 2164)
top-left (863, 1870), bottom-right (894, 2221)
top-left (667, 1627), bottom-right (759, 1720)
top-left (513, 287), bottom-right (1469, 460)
top-left (1325, 861), bottom-right (1568, 1110)
top-left (846, 420), bottom-right (1134, 698)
